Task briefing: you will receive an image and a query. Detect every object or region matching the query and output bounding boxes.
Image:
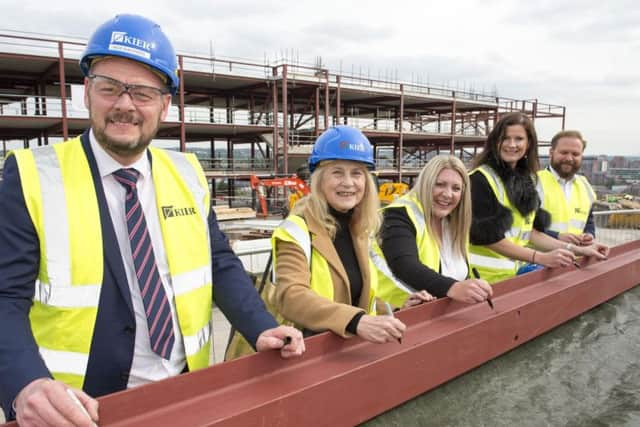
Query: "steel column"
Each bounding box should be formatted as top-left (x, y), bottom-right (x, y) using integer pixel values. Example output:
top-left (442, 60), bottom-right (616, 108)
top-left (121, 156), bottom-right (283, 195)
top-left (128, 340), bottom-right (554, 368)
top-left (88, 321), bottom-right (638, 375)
top-left (324, 70), bottom-right (329, 130)
top-left (282, 64), bottom-right (288, 174)
top-left (398, 84), bottom-right (404, 181)
top-left (178, 55), bottom-right (186, 152)
top-left (336, 75), bottom-right (341, 125)
top-left (314, 87), bottom-right (320, 136)
top-left (450, 94), bottom-right (456, 153)
top-left (272, 67), bottom-right (279, 174)
top-left (57, 41), bottom-right (68, 140)
top-left (249, 94), bottom-right (255, 125)
top-left (209, 96), bottom-right (215, 123)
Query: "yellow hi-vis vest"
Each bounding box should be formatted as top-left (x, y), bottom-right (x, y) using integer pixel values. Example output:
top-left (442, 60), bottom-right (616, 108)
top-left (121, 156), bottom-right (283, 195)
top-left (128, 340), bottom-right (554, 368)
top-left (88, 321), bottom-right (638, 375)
top-left (536, 168), bottom-right (596, 235)
top-left (271, 214), bottom-right (377, 316)
top-left (469, 165), bottom-right (535, 284)
top-left (12, 136), bottom-right (213, 388)
top-left (371, 193), bottom-right (440, 307)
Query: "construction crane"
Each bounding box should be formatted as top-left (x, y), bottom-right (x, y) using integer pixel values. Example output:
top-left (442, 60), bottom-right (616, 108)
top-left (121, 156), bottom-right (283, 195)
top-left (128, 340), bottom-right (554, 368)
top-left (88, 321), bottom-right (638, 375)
top-left (250, 175), bottom-right (311, 218)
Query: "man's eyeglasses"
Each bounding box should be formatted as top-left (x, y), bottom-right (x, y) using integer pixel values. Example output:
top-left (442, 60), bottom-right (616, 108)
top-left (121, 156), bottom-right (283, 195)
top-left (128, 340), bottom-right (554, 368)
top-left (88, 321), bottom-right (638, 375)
top-left (88, 74), bottom-right (168, 105)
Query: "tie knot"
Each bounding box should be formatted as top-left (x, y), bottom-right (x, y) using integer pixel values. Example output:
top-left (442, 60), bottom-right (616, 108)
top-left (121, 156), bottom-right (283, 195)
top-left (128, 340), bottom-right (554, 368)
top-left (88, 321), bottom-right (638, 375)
top-left (113, 168), bottom-right (140, 191)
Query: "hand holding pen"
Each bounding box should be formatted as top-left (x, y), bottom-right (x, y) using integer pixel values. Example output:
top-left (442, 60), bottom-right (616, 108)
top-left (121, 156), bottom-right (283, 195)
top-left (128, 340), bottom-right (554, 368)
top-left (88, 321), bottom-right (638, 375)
top-left (13, 378), bottom-right (99, 427)
top-left (471, 268), bottom-right (494, 310)
top-left (355, 310), bottom-right (406, 344)
top-left (385, 302), bottom-right (403, 344)
top-left (67, 388), bottom-right (98, 427)
top-left (445, 270), bottom-right (493, 308)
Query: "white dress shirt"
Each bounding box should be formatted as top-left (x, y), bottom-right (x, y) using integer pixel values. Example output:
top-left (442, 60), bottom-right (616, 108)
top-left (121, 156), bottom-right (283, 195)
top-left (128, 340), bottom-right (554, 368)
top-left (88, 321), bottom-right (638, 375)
top-left (439, 218), bottom-right (469, 281)
top-left (89, 131), bottom-right (186, 387)
top-left (548, 165), bottom-right (576, 201)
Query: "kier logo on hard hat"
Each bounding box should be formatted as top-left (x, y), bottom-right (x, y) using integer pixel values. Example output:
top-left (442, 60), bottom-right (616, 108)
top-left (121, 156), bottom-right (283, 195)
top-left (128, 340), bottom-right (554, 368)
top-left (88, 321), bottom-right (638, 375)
top-left (339, 140), bottom-right (366, 152)
top-left (109, 31), bottom-right (154, 59)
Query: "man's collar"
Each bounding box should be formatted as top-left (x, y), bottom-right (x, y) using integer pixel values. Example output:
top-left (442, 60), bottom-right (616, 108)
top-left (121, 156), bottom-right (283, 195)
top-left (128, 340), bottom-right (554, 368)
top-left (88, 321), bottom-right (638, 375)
top-left (89, 129), bottom-right (151, 180)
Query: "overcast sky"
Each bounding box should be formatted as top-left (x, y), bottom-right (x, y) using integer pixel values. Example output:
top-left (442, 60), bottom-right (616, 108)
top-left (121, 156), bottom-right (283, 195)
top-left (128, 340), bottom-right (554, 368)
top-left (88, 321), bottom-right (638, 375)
top-left (1, 0), bottom-right (638, 155)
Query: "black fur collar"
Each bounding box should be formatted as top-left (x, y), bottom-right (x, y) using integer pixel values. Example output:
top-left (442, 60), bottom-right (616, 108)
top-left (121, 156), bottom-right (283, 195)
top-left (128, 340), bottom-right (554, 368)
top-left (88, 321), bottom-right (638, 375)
top-left (487, 157), bottom-right (538, 216)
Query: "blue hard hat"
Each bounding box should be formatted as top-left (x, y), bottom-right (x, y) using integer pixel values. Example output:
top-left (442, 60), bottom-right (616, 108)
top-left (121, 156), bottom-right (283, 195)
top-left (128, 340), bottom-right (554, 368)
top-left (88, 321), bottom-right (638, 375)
top-left (308, 126), bottom-right (375, 173)
top-left (80, 14), bottom-right (179, 95)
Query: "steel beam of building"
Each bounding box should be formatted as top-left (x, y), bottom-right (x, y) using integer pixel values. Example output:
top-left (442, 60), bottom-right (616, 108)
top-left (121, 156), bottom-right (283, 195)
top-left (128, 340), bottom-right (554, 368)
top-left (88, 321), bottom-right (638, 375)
top-left (57, 42), bottom-right (68, 141)
top-left (3, 242), bottom-right (636, 426)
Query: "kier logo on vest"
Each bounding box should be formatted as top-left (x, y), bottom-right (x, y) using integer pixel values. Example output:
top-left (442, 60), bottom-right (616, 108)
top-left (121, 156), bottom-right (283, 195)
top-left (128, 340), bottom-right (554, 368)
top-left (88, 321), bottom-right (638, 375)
top-left (162, 205), bottom-right (197, 220)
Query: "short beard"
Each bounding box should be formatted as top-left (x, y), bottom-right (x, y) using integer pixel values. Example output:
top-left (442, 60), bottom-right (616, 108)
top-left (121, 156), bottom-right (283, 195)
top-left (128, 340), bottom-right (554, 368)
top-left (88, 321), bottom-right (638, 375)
top-left (551, 160), bottom-right (580, 179)
top-left (92, 110), bottom-right (157, 158)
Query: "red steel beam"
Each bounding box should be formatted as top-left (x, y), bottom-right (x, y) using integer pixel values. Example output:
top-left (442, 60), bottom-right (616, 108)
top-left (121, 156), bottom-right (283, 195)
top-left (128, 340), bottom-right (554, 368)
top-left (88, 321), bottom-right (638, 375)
top-left (4, 241), bottom-right (639, 426)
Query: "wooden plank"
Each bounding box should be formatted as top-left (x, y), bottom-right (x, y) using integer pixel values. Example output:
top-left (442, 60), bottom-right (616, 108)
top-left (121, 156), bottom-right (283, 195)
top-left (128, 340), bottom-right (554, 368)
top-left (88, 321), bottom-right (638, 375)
top-left (213, 206), bottom-right (256, 221)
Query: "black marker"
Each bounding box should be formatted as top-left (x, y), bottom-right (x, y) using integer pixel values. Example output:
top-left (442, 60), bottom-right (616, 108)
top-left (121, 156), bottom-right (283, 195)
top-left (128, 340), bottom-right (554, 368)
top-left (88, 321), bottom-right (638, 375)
top-left (282, 336), bottom-right (292, 346)
top-left (384, 302), bottom-right (402, 344)
top-left (472, 267), bottom-right (494, 310)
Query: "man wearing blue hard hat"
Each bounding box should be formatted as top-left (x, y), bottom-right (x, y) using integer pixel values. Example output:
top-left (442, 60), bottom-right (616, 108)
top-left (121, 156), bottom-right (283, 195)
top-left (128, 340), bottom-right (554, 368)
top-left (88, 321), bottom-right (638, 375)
top-left (0, 14), bottom-right (304, 425)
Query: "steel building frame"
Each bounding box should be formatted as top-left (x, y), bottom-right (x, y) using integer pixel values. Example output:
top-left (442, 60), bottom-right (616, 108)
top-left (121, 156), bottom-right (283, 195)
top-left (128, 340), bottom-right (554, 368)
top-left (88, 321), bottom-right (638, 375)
top-left (0, 33), bottom-right (565, 194)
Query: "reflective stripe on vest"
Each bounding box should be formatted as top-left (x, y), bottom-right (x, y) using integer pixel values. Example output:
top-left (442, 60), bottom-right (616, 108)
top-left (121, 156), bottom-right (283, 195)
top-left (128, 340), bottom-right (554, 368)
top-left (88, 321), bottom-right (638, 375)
top-left (33, 284), bottom-right (102, 307)
top-left (12, 137), bottom-right (213, 387)
top-left (39, 348), bottom-right (88, 377)
top-left (272, 215), bottom-right (376, 314)
top-left (183, 321), bottom-right (212, 358)
top-left (374, 193), bottom-right (440, 307)
top-left (277, 219), bottom-right (312, 265)
top-left (388, 194), bottom-right (439, 268)
top-left (392, 195), bottom-right (427, 232)
top-left (537, 169), bottom-right (595, 235)
top-left (469, 165), bottom-right (534, 284)
top-left (18, 144), bottom-right (104, 308)
top-left (468, 253), bottom-right (516, 270)
top-left (13, 140), bottom-right (104, 388)
top-left (271, 217), bottom-right (311, 283)
top-left (369, 244), bottom-right (416, 304)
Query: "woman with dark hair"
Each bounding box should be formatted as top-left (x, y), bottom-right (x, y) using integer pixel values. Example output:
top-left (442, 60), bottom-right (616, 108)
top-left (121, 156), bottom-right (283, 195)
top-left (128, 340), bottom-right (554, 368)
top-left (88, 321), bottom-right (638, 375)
top-left (469, 112), bottom-right (607, 284)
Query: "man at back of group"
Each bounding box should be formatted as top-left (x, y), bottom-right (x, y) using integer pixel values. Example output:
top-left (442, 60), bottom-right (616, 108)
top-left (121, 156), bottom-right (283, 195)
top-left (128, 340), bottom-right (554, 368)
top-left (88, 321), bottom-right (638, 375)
top-left (537, 130), bottom-right (598, 246)
top-left (0, 14), bottom-right (304, 426)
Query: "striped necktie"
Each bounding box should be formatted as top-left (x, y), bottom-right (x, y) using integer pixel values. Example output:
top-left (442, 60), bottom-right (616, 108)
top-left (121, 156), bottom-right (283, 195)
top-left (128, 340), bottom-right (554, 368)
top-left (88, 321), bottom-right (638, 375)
top-left (113, 168), bottom-right (175, 360)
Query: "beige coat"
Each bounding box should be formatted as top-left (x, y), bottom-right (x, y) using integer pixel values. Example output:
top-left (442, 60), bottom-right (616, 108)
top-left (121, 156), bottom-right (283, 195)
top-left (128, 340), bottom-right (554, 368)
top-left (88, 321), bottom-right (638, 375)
top-left (273, 207), bottom-right (373, 337)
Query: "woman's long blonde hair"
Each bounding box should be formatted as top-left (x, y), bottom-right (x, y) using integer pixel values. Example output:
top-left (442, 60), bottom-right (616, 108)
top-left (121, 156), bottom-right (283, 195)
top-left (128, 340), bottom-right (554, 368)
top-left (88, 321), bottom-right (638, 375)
top-left (292, 160), bottom-right (381, 239)
top-left (410, 155), bottom-right (471, 259)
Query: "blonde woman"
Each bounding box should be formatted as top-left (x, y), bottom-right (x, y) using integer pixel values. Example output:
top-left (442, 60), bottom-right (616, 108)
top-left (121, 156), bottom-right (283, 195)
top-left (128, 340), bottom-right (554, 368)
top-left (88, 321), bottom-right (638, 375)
top-left (376, 155), bottom-right (492, 307)
top-left (272, 126), bottom-right (406, 343)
